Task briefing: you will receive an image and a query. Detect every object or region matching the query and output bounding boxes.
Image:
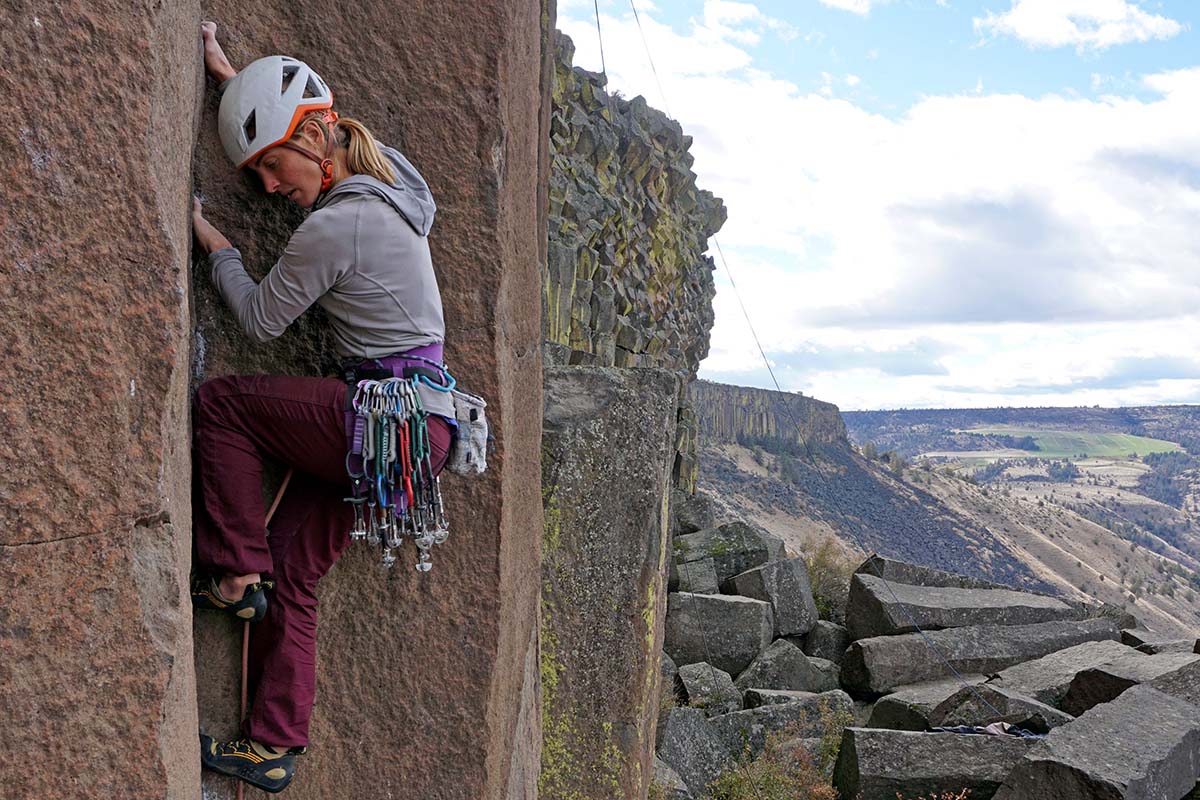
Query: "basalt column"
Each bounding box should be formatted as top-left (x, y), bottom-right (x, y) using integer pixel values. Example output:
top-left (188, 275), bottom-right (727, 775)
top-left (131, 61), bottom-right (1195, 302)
top-left (189, 2), bottom-right (547, 799)
top-left (0, 2), bottom-right (203, 797)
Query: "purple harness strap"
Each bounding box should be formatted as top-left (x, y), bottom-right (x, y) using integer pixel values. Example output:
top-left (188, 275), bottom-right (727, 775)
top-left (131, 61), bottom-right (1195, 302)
top-left (343, 343), bottom-right (448, 499)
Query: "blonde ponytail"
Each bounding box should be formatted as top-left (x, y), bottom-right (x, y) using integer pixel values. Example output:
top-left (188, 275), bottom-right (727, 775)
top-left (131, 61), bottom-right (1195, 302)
top-left (336, 117), bottom-right (397, 185)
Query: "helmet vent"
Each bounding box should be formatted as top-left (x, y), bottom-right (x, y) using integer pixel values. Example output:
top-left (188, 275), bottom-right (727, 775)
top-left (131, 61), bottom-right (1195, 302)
top-left (303, 76), bottom-right (321, 99)
top-left (243, 110), bottom-right (256, 142)
top-left (280, 65), bottom-right (299, 94)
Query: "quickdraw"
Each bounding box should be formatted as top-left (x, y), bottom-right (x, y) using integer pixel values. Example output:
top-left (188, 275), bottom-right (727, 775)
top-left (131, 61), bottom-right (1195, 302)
top-left (344, 376), bottom-right (449, 571)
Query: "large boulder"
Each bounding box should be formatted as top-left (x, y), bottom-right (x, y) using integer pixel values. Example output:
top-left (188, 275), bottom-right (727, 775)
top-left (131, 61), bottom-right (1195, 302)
top-left (656, 708), bottom-right (735, 798)
top-left (842, 618), bottom-right (1121, 697)
top-left (855, 555), bottom-right (1011, 590)
top-left (675, 557), bottom-right (719, 594)
top-left (540, 367), bottom-right (682, 800)
top-left (707, 691), bottom-right (854, 761)
top-left (866, 674), bottom-right (989, 731)
top-left (723, 558), bottom-right (819, 638)
top-left (988, 639), bottom-right (1140, 708)
top-left (1061, 652), bottom-right (1200, 716)
top-left (845, 573), bottom-right (1080, 641)
top-left (664, 592), bottom-right (773, 676)
top-left (734, 639), bottom-right (839, 693)
top-left (743, 689), bottom-right (820, 708)
top-left (1149, 658), bottom-right (1200, 706)
top-left (995, 685), bottom-right (1200, 800)
top-left (833, 728), bottom-right (1034, 800)
top-left (673, 490), bottom-right (716, 535)
top-left (674, 522), bottom-right (773, 584)
top-left (676, 663), bottom-right (742, 717)
top-left (929, 684), bottom-right (1074, 733)
top-left (652, 757), bottom-right (693, 800)
top-left (798, 620), bottom-right (850, 665)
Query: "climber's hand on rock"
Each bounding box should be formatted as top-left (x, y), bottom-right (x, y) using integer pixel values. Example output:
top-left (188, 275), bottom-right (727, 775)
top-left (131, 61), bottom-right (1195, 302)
top-left (201, 22), bottom-right (238, 84)
top-left (192, 196), bottom-right (231, 255)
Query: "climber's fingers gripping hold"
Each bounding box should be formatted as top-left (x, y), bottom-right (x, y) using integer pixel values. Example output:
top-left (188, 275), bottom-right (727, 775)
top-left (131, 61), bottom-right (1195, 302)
top-left (201, 21), bottom-right (238, 84)
top-left (192, 196), bottom-right (231, 255)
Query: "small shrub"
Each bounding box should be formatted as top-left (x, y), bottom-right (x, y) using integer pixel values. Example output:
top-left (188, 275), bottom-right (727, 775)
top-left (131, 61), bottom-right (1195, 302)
top-left (802, 537), bottom-right (859, 623)
top-left (706, 735), bottom-right (837, 800)
top-left (894, 790), bottom-right (972, 800)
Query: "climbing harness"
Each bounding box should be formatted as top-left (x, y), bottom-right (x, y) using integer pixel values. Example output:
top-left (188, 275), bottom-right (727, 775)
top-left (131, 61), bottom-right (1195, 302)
top-left (344, 376), bottom-right (449, 572)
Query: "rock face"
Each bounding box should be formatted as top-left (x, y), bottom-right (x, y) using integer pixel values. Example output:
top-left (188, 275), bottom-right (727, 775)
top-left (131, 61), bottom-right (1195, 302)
top-left (995, 685), bottom-right (1200, 800)
top-left (540, 367), bottom-right (681, 799)
top-left (545, 35), bottom-right (724, 375)
top-left (842, 618), bottom-right (1121, 697)
top-left (188, 4), bottom-right (549, 799)
top-left (664, 592), bottom-right (773, 676)
top-left (834, 728), bottom-right (1034, 800)
top-left (1, 4), bottom-right (199, 797)
top-left (690, 380), bottom-right (846, 447)
top-left (845, 572), bottom-right (1079, 641)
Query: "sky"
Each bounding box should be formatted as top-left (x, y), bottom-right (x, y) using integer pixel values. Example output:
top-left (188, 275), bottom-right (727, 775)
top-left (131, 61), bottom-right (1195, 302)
top-left (556, 0), bottom-right (1200, 411)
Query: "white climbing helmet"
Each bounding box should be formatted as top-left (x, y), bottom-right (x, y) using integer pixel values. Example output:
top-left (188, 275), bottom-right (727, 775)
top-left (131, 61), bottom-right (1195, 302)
top-left (218, 55), bottom-right (335, 168)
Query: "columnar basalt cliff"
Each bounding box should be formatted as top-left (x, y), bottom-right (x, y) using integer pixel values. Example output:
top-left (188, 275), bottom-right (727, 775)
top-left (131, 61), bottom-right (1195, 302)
top-left (2, 2), bottom-right (548, 798)
top-left (545, 33), bottom-right (726, 374)
top-left (539, 33), bottom-right (727, 800)
top-left (691, 379), bottom-right (848, 448)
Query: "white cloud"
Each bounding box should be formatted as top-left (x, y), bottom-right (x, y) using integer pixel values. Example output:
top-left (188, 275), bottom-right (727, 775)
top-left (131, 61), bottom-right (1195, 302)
top-left (975, 0), bottom-right (1184, 51)
top-left (817, 0), bottom-right (876, 15)
top-left (557, 3), bottom-right (1200, 409)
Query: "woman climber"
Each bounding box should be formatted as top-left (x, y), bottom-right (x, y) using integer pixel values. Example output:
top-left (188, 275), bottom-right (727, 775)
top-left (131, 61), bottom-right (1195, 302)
top-left (190, 22), bottom-right (454, 793)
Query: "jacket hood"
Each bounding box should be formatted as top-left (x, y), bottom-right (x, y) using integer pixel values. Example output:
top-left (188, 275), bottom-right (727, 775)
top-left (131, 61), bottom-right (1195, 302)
top-left (316, 143), bottom-right (436, 236)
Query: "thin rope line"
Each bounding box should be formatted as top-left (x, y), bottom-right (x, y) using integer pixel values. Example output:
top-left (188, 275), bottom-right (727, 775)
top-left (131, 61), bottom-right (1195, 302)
top-left (594, 0), bottom-right (608, 76)
top-left (628, 0), bottom-right (672, 116)
top-left (713, 238), bottom-right (818, 464)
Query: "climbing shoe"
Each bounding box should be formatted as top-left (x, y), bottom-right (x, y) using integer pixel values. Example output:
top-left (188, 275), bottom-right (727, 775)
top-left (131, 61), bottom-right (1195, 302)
top-left (190, 574), bottom-right (272, 622)
top-left (199, 733), bottom-right (306, 793)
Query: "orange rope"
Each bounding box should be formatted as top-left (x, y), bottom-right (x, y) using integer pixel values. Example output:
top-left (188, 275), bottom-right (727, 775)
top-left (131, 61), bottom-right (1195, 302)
top-left (236, 467), bottom-right (294, 800)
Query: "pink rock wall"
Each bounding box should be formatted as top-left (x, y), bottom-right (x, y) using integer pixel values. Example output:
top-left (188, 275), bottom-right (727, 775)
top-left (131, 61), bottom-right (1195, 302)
top-left (0, 1), bottom-right (203, 797)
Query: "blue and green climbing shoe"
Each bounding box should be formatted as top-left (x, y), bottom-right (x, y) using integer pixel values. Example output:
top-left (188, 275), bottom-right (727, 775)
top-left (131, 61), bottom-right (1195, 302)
top-left (190, 574), bottom-right (271, 622)
top-left (199, 733), bottom-right (305, 793)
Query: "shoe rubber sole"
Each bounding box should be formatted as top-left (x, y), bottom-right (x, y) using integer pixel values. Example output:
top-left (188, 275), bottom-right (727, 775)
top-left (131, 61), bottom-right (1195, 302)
top-left (199, 733), bottom-right (295, 793)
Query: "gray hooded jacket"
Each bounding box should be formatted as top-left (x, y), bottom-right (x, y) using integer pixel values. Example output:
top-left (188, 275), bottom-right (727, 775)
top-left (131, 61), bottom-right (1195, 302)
top-left (209, 144), bottom-right (453, 417)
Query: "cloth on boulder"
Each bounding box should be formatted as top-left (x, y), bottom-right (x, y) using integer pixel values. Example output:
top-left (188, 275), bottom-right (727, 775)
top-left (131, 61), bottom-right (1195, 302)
top-left (931, 722), bottom-right (1045, 739)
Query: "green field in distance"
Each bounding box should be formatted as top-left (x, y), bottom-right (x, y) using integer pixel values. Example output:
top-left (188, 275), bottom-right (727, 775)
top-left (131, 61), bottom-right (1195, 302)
top-left (966, 427), bottom-right (1181, 459)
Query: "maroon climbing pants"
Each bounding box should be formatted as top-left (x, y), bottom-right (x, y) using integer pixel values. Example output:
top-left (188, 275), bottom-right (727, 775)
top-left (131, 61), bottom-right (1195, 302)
top-left (192, 374), bottom-right (451, 747)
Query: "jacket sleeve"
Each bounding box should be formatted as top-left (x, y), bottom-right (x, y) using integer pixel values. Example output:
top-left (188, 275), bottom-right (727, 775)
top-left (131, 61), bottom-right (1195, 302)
top-left (208, 205), bottom-right (354, 344)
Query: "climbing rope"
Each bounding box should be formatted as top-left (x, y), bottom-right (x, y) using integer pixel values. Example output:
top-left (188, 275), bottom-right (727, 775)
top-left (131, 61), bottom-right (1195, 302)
top-left (593, 0), bottom-right (607, 77)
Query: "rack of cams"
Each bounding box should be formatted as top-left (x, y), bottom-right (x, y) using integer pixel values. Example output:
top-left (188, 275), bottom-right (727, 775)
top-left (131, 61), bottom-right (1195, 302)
top-left (345, 377), bottom-right (449, 571)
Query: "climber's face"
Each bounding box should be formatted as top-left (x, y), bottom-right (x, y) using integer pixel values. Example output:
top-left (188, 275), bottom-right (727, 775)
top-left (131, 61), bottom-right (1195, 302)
top-left (249, 127), bottom-right (325, 207)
